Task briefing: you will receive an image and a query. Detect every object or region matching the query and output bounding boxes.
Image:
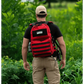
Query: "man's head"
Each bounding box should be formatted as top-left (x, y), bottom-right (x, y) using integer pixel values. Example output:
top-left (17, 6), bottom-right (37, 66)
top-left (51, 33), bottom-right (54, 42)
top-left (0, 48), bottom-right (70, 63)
top-left (35, 5), bottom-right (47, 19)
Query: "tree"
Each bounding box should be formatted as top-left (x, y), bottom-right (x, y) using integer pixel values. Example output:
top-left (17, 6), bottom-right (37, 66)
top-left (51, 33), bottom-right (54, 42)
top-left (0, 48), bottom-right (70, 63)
top-left (39, 0), bottom-right (58, 8)
top-left (2, 0), bottom-right (37, 59)
top-left (46, 0), bottom-right (51, 8)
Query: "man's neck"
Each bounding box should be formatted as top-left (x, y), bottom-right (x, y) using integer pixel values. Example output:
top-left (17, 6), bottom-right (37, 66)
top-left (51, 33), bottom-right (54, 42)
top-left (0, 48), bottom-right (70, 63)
top-left (37, 18), bottom-right (46, 22)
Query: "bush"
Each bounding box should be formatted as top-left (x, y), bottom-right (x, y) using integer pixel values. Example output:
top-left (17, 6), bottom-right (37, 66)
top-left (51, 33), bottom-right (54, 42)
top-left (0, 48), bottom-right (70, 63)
top-left (2, 56), bottom-right (82, 84)
top-left (2, 56), bottom-right (33, 84)
top-left (75, 0), bottom-right (82, 11)
top-left (2, 0), bottom-right (30, 60)
top-left (60, 58), bottom-right (82, 84)
top-left (66, 40), bottom-right (82, 60)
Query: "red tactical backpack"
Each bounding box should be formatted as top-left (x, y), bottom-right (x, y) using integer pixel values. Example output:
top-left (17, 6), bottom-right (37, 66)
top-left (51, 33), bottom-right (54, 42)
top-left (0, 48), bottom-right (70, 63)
top-left (30, 21), bottom-right (56, 57)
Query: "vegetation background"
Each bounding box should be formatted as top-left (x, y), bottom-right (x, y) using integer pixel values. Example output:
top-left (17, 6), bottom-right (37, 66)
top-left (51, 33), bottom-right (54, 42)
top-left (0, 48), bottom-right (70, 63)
top-left (2, 0), bottom-right (82, 84)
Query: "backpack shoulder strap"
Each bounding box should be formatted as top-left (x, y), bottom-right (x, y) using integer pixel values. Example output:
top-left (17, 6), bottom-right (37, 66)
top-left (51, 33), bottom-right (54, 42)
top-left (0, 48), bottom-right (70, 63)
top-left (46, 21), bottom-right (62, 55)
top-left (30, 21), bottom-right (53, 26)
top-left (45, 21), bottom-right (53, 24)
top-left (30, 23), bottom-right (35, 26)
top-left (30, 22), bottom-right (41, 27)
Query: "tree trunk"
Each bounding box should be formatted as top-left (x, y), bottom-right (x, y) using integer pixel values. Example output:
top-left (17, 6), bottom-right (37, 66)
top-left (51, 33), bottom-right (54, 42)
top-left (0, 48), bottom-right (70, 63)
top-left (48, 0), bottom-right (51, 8)
top-left (48, 2), bottom-right (51, 8)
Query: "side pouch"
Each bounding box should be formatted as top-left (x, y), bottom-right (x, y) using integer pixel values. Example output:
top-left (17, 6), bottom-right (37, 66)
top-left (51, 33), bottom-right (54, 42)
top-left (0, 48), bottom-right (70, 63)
top-left (53, 51), bottom-right (61, 61)
top-left (28, 42), bottom-right (32, 52)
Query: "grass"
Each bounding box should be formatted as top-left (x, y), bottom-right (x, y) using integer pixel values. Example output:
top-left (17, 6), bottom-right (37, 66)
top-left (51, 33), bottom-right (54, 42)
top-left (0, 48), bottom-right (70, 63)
top-left (44, 1), bottom-right (76, 9)
top-left (30, 1), bottom-right (76, 20)
top-left (44, 1), bottom-right (76, 24)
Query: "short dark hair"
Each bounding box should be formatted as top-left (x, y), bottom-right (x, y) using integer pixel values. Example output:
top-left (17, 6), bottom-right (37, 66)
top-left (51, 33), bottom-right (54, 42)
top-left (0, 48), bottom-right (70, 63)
top-left (37, 14), bottom-right (46, 18)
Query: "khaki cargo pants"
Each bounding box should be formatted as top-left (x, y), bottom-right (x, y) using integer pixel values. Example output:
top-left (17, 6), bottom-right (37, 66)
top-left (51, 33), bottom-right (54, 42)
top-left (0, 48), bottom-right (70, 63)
top-left (32, 57), bottom-right (60, 84)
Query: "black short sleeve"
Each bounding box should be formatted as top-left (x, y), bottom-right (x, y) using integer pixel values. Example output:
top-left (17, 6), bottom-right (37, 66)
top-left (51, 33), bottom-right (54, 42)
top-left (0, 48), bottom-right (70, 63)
top-left (48, 23), bottom-right (63, 39)
top-left (24, 22), bottom-right (62, 40)
top-left (24, 25), bottom-right (32, 40)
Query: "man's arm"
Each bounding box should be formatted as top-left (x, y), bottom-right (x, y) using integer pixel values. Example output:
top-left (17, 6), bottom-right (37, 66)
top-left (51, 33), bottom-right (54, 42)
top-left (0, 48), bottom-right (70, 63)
top-left (57, 36), bottom-right (66, 69)
top-left (22, 38), bottom-right (30, 71)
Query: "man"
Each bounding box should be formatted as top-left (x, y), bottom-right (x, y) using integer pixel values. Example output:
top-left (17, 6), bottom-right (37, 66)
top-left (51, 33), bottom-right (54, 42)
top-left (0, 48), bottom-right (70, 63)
top-left (22, 5), bottom-right (66, 84)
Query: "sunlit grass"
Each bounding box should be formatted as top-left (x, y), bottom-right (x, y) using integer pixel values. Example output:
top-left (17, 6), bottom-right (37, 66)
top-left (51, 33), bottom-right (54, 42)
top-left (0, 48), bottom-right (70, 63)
top-left (45, 1), bottom-right (76, 24)
top-left (44, 1), bottom-right (76, 9)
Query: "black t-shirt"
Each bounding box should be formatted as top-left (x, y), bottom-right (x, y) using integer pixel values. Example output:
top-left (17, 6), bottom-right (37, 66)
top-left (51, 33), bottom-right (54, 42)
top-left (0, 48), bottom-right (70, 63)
top-left (24, 21), bottom-right (63, 41)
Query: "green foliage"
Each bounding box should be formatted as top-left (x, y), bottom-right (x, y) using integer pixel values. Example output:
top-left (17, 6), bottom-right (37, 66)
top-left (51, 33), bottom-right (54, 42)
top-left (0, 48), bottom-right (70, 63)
top-left (75, 0), bottom-right (82, 11)
top-left (60, 58), bottom-right (82, 84)
top-left (2, 56), bottom-right (82, 84)
top-left (66, 40), bottom-right (82, 60)
top-left (2, 56), bottom-right (33, 84)
top-left (2, 0), bottom-right (29, 59)
top-left (27, 53), bottom-right (33, 62)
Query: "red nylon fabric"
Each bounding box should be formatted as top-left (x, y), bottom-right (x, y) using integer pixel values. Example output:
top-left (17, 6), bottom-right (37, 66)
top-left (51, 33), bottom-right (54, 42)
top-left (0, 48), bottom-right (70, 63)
top-left (30, 23), bottom-right (56, 57)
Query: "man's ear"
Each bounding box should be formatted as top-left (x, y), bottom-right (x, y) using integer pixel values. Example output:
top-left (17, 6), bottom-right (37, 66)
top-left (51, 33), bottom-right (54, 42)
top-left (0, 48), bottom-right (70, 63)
top-left (45, 14), bottom-right (47, 17)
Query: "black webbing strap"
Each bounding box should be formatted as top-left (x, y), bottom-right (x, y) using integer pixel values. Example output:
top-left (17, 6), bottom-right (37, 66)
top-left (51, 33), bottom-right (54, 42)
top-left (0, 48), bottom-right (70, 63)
top-left (45, 21), bottom-right (62, 55)
top-left (30, 21), bottom-right (52, 26)
top-left (31, 23), bottom-right (35, 26)
top-left (54, 40), bottom-right (62, 55)
top-left (45, 21), bottom-right (53, 25)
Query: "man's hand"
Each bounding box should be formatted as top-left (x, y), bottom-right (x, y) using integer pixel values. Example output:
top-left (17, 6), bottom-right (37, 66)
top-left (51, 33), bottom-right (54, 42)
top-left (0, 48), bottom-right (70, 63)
top-left (23, 62), bottom-right (30, 71)
top-left (59, 60), bottom-right (66, 69)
